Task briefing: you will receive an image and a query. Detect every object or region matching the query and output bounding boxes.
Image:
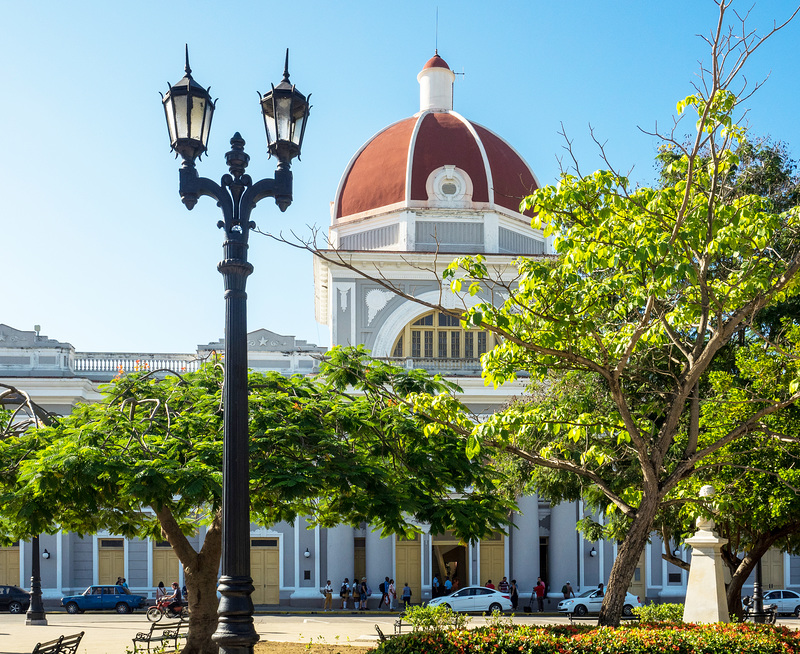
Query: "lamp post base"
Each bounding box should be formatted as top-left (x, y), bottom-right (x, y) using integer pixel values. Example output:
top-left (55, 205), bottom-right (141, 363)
top-left (26, 618), bottom-right (48, 626)
top-left (211, 575), bottom-right (259, 654)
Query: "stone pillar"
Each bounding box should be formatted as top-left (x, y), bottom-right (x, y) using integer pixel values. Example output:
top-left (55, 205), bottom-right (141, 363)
top-left (365, 528), bottom-right (392, 609)
top-left (326, 525), bottom-right (354, 597)
top-left (549, 502), bottom-right (578, 601)
top-left (511, 495), bottom-right (539, 594)
top-left (683, 486), bottom-right (729, 623)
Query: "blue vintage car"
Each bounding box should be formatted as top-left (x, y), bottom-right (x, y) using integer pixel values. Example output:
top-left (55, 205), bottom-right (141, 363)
top-left (61, 585), bottom-right (147, 614)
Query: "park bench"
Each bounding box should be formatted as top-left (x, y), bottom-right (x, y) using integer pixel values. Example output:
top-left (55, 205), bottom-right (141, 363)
top-left (132, 618), bottom-right (188, 653)
top-left (31, 631), bottom-right (84, 654)
top-left (567, 613), bottom-right (638, 624)
top-left (375, 613), bottom-right (461, 641)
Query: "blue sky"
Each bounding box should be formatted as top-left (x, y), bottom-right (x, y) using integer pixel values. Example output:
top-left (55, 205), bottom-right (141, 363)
top-left (1, 1), bottom-right (799, 353)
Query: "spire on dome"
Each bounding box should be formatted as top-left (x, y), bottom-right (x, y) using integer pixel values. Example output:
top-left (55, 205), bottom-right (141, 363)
top-left (417, 53), bottom-right (455, 112)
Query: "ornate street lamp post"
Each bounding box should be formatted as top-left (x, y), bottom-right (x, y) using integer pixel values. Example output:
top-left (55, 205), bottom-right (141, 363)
top-left (161, 47), bottom-right (310, 654)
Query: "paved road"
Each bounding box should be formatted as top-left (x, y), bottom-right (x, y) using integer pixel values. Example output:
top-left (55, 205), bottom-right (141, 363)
top-left (0, 611), bottom-right (797, 654)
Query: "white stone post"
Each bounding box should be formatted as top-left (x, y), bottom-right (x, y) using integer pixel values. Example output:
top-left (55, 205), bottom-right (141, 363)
top-left (683, 485), bottom-right (729, 623)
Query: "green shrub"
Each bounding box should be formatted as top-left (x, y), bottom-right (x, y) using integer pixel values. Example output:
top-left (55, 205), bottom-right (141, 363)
top-left (632, 602), bottom-right (685, 625)
top-left (375, 622), bottom-right (800, 654)
top-left (402, 604), bottom-right (470, 632)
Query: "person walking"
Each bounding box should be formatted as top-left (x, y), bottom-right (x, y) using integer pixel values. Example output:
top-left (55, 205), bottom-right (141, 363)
top-left (401, 582), bottom-right (412, 609)
top-left (351, 577), bottom-right (361, 610)
top-left (360, 577), bottom-right (369, 610)
top-left (340, 578), bottom-right (350, 609)
top-left (155, 581), bottom-right (167, 600)
top-left (388, 579), bottom-right (396, 610)
top-left (378, 576), bottom-right (390, 609)
top-left (510, 579), bottom-right (519, 611)
top-left (561, 581), bottom-right (575, 599)
top-left (322, 580), bottom-right (333, 611)
top-left (535, 577), bottom-right (546, 612)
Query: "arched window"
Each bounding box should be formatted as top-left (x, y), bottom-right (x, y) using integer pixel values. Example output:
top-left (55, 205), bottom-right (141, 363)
top-left (391, 310), bottom-right (497, 360)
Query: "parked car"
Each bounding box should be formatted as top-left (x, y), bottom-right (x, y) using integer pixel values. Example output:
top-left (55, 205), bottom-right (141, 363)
top-left (427, 586), bottom-right (513, 613)
top-left (61, 585), bottom-right (147, 614)
top-left (745, 589), bottom-right (800, 617)
top-left (558, 588), bottom-right (642, 617)
top-left (0, 585), bottom-right (31, 614)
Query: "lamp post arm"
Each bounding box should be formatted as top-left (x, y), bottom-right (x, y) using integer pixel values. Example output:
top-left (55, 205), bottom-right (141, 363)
top-left (179, 163), bottom-right (234, 223)
top-left (240, 166), bottom-right (293, 227)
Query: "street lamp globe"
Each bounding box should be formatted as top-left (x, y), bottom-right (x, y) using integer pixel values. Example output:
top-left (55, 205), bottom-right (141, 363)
top-left (161, 45), bottom-right (216, 164)
top-left (259, 49), bottom-right (311, 164)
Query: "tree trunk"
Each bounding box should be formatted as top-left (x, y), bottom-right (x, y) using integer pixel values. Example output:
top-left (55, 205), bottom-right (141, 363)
top-left (724, 537), bottom-right (775, 622)
top-left (598, 496), bottom-right (660, 627)
top-left (157, 507), bottom-right (223, 654)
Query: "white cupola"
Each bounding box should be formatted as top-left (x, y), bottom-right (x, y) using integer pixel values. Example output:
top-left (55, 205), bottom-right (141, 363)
top-left (417, 52), bottom-right (455, 112)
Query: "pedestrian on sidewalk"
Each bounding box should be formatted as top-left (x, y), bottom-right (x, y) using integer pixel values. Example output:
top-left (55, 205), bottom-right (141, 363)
top-left (322, 580), bottom-right (333, 611)
top-left (401, 583), bottom-right (412, 609)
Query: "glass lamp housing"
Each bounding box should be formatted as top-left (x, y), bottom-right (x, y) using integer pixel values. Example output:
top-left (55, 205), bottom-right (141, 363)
top-left (162, 52), bottom-right (215, 163)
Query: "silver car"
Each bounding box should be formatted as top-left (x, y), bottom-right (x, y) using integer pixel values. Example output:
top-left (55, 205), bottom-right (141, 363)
top-left (756, 589), bottom-right (800, 617)
top-left (558, 588), bottom-right (642, 617)
top-left (427, 586), bottom-right (513, 613)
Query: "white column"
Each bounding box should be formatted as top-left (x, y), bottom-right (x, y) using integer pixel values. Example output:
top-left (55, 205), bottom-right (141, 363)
top-left (326, 525), bottom-right (354, 593)
top-left (512, 495), bottom-right (539, 593)
top-left (18, 540), bottom-right (25, 588)
top-left (146, 538), bottom-right (153, 594)
top-left (124, 538), bottom-right (130, 584)
top-left (314, 525), bottom-right (321, 590)
top-left (549, 502), bottom-right (578, 596)
top-left (92, 535), bottom-right (99, 585)
top-left (365, 528), bottom-right (392, 607)
top-left (56, 531), bottom-right (63, 595)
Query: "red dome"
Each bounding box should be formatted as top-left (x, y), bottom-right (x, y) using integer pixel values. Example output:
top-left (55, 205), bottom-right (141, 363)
top-left (335, 111), bottom-right (538, 220)
top-left (423, 54), bottom-right (450, 70)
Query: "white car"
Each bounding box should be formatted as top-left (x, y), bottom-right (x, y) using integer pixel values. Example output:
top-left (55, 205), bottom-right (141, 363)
top-left (752, 589), bottom-right (800, 617)
top-left (427, 586), bottom-right (513, 613)
top-left (558, 589), bottom-right (642, 617)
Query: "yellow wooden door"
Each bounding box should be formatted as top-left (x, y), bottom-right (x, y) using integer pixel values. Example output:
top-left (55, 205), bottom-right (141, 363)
top-left (395, 535), bottom-right (421, 603)
top-left (762, 548), bottom-right (784, 590)
top-left (153, 542), bottom-right (181, 586)
top-left (628, 551), bottom-right (646, 602)
top-left (479, 535), bottom-right (505, 588)
top-left (251, 539), bottom-right (279, 605)
top-left (353, 537), bottom-right (366, 583)
top-left (98, 539), bottom-right (124, 584)
top-left (0, 545), bottom-right (20, 586)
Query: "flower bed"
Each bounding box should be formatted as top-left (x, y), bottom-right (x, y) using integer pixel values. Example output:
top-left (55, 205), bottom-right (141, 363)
top-left (374, 623), bottom-right (800, 654)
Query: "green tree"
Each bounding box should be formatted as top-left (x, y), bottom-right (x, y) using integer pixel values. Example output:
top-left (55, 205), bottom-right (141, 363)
top-left (0, 355), bottom-right (512, 654)
top-left (652, 136), bottom-right (800, 617)
top-left (305, 3), bottom-right (800, 626)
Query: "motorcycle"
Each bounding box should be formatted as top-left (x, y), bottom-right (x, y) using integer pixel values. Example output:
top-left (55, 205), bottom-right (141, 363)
top-left (146, 597), bottom-right (189, 622)
top-left (742, 595), bottom-right (777, 624)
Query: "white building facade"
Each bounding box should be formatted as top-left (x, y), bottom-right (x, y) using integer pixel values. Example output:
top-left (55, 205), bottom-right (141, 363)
top-left (2, 54), bottom-right (797, 608)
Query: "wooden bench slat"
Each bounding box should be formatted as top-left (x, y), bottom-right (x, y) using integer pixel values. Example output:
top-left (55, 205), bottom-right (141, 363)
top-left (132, 619), bottom-right (188, 653)
top-left (31, 632), bottom-right (84, 654)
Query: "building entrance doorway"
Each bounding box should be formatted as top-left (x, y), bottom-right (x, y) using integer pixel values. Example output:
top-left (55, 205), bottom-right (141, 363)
top-left (0, 544), bottom-right (20, 585)
top-left (153, 541), bottom-right (181, 587)
top-left (251, 538), bottom-right (280, 605)
top-left (98, 539), bottom-right (124, 584)
top-left (432, 533), bottom-right (467, 594)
